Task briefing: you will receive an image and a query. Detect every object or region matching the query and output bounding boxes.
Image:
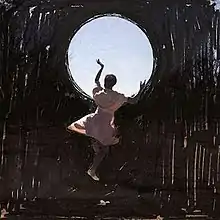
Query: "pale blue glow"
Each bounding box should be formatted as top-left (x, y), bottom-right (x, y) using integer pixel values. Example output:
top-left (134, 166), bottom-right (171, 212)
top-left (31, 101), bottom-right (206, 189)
top-left (68, 16), bottom-right (154, 97)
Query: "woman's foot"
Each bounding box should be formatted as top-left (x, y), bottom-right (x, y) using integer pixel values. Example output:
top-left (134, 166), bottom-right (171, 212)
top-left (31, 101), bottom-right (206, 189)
top-left (87, 169), bottom-right (99, 181)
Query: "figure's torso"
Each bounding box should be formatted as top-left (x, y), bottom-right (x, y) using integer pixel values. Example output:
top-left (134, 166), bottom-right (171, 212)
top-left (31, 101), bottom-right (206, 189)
top-left (93, 87), bottom-right (127, 114)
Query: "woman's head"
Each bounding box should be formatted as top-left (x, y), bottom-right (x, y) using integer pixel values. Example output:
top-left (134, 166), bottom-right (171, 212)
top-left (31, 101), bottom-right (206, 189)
top-left (104, 74), bottom-right (117, 89)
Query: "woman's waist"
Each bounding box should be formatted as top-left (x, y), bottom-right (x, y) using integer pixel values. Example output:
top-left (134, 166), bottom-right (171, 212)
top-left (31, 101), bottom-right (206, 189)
top-left (96, 107), bottom-right (114, 115)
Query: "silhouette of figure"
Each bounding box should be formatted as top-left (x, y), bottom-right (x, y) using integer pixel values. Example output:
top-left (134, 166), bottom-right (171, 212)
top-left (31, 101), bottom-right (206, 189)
top-left (67, 59), bottom-right (146, 181)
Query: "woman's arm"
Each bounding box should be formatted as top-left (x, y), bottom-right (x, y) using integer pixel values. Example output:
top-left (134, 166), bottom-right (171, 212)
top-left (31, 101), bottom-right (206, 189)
top-left (127, 94), bottom-right (140, 104)
top-left (95, 59), bottom-right (104, 86)
top-left (126, 80), bottom-right (146, 104)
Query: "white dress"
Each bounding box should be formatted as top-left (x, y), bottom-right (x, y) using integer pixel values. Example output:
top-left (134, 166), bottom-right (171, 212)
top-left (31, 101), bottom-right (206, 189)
top-left (67, 85), bottom-right (127, 146)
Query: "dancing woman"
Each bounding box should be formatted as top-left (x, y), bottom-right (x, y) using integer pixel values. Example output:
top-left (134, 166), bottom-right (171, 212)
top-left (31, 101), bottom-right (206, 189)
top-left (67, 59), bottom-right (146, 181)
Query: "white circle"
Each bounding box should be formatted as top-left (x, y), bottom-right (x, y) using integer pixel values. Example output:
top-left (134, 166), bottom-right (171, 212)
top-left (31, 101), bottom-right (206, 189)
top-left (68, 16), bottom-right (154, 98)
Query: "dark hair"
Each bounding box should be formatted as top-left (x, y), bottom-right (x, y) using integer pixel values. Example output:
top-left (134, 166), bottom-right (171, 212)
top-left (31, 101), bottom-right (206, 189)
top-left (104, 74), bottom-right (117, 89)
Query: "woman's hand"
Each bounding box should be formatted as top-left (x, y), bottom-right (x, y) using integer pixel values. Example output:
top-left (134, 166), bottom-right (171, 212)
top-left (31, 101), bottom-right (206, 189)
top-left (140, 80), bottom-right (146, 90)
top-left (126, 80), bottom-right (146, 104)
top-left (131, 80), bottom-right (146, 97)
top-left (137, 80), bottom-right (146, 96)
top-left (96, 59), bottom-right (104, 67)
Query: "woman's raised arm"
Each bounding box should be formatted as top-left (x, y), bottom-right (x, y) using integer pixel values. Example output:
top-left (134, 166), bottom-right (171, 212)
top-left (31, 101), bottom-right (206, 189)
top-left (95, 59), bottom-right (104, 86)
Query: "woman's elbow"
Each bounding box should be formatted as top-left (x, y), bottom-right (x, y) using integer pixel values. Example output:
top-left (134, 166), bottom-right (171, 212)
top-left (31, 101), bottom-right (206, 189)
top-left (95, 79), bottom-right (100, 85)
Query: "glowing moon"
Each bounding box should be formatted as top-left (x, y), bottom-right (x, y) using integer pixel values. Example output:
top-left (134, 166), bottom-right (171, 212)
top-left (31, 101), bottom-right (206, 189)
top-left (68, 15), bottom-right (154, 98)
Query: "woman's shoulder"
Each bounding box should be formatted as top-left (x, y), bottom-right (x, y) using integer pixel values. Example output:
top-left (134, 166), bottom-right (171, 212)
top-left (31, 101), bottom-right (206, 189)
top-left (113, 90), bottom-right (126, 97)
top-left (111, 90), bottom-right (127, 102)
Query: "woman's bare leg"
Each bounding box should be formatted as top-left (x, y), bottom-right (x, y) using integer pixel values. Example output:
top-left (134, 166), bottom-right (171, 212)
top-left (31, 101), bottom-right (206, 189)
top-left (87, 141), bottom-right (109, 181)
